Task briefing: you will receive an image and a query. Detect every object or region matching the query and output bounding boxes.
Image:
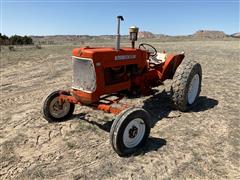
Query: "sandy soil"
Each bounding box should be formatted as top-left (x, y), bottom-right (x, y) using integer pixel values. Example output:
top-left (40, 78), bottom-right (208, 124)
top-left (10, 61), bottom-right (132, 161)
top-left (1, 41), bottom-right (239, 179)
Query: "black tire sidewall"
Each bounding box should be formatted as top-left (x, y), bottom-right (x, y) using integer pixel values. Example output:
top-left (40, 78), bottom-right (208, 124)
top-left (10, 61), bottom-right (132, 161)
top-left (42, 90), bottom-right (75, 123)
top-left (110, 108), bottom-right (151, 156)
top-left (171, 61), bottom-right (202, 112)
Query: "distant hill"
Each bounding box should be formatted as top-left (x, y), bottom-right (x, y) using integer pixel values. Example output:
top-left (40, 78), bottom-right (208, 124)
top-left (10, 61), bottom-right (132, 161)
top-left (138, 31), bottom-right (155, 39)
top-left (193, 30), bottom-right (227, 39)
top-left (30, 30), bottom-right (239, 45)
top-left (231, 32), bottom-right (240, 38)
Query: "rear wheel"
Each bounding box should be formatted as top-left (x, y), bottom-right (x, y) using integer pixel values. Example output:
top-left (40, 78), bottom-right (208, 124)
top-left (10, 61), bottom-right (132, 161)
top-left (171, 60), bottom-right (202, 111)
top-left (110, 107), bottom-right (151, 156)
top-left (42, 90), bottom-right (75, 123)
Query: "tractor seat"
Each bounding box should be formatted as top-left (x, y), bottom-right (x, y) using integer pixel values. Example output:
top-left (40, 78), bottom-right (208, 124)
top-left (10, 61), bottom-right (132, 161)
top-left (156, 52), bottom-right (167, 62)
top-left (150, 52), bottom-right (167, 64)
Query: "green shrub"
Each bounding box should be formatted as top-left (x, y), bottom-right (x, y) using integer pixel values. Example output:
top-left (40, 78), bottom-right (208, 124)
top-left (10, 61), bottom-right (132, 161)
top-left (0, 33), bottom-right (33, 45)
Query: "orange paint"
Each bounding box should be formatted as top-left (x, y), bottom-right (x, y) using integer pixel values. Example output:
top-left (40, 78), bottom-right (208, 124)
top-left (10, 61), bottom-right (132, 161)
top-left (60, 46), bottom-right (184, 114)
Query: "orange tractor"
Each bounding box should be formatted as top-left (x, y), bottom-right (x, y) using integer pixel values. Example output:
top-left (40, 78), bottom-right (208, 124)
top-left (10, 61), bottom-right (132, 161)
top-left (42, 16), bottom-right (202, 156)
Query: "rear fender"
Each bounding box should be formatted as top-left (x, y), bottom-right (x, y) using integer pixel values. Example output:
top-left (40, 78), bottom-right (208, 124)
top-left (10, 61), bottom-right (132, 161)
top-left (160, 54), bottom-right (185, 81)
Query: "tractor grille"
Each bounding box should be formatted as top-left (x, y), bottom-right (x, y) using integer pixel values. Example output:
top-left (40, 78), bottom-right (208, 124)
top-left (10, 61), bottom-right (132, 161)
top-left (72, 56), bottom-right (96, 92)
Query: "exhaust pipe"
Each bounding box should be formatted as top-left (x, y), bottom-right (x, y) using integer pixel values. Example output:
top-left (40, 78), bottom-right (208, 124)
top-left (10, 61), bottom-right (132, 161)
top-left (115, 16), bottom-right (124, 50)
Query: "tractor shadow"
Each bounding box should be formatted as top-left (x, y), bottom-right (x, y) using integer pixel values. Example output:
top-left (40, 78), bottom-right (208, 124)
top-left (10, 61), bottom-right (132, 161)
top-left (189, 96), bottom-right (219, 112)
top-left (73, 113), bottom-right (168, 155)
top-left (70, 91), bottom-right (218, 155)
top-left (71, 113), bottom-right (167, 155)
top-left (142, 90), bottom-right (218, 127)
top-left (132, 137), bottom-right (167, 156)
top-left (142, 90), bottom-right (173, 128)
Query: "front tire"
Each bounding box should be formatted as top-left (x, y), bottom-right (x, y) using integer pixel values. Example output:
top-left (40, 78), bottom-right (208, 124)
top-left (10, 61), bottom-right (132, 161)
top-left (42, 90), bottom-right (75, 123)
top-left (171, 60), bottom-right (202, 112)
top-left (110, 107), bottom-right (151, 156)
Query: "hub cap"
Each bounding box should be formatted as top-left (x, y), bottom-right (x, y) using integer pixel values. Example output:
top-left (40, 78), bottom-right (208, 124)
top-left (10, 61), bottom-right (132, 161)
top-left (123, 118), bottom-right (146, 148)
top-left (49, 97), bottom-right (70, 118)
top-left (188, 74), bottom-right (200, 104)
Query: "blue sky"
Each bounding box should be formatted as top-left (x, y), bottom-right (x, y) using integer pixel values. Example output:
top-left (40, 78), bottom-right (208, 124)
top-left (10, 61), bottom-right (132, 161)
top-left (1, 0), bottom-right (239, 36)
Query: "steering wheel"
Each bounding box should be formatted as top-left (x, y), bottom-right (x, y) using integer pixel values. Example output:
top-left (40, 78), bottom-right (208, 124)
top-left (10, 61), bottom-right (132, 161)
top-left (139, 43), bottom-right (157, 57)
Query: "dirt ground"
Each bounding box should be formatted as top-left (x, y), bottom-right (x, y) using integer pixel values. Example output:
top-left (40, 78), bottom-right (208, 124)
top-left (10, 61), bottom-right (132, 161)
top-left (1, 40), bottom-right (239, 179)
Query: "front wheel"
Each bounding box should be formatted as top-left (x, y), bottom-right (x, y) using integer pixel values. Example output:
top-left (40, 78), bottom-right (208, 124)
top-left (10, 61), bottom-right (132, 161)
top-left (42, 90), bottom-right (75, 123)
top-left (171, 60), bottom-right (202, 112)
top-left (110, 107), bottom-right (151, 156)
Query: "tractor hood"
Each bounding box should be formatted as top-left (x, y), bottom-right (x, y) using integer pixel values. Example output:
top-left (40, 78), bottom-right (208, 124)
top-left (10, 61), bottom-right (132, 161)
top-left (72, 47), bottom-right (150, 67)
top-left (73, 47), bottom-right (117, 58)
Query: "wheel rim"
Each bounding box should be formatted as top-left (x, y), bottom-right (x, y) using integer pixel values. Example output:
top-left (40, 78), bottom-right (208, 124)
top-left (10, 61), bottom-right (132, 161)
top-left (49, 97), bottom-right (71, 118)
top-left (123, 118), bottom-right (146, 148)
top-left (187, 74), bottom-right (200, 104)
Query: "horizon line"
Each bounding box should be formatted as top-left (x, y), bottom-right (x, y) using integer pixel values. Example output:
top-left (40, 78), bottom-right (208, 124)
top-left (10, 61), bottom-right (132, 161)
top-left (2, 29), bottom-right (238, 37)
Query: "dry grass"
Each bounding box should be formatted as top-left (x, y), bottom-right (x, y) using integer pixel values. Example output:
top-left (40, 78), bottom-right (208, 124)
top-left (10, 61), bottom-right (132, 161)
top-left (0, 40), bottom-right (240, 179)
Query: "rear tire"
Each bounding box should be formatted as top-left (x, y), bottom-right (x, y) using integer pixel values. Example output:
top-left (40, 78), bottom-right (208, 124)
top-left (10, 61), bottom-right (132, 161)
top-left (171, 60), bottom-right (202, 112)
top-left (42, 90), bottom-right (75, 123)
top-left (110, 107), bottom-right (151, 156)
